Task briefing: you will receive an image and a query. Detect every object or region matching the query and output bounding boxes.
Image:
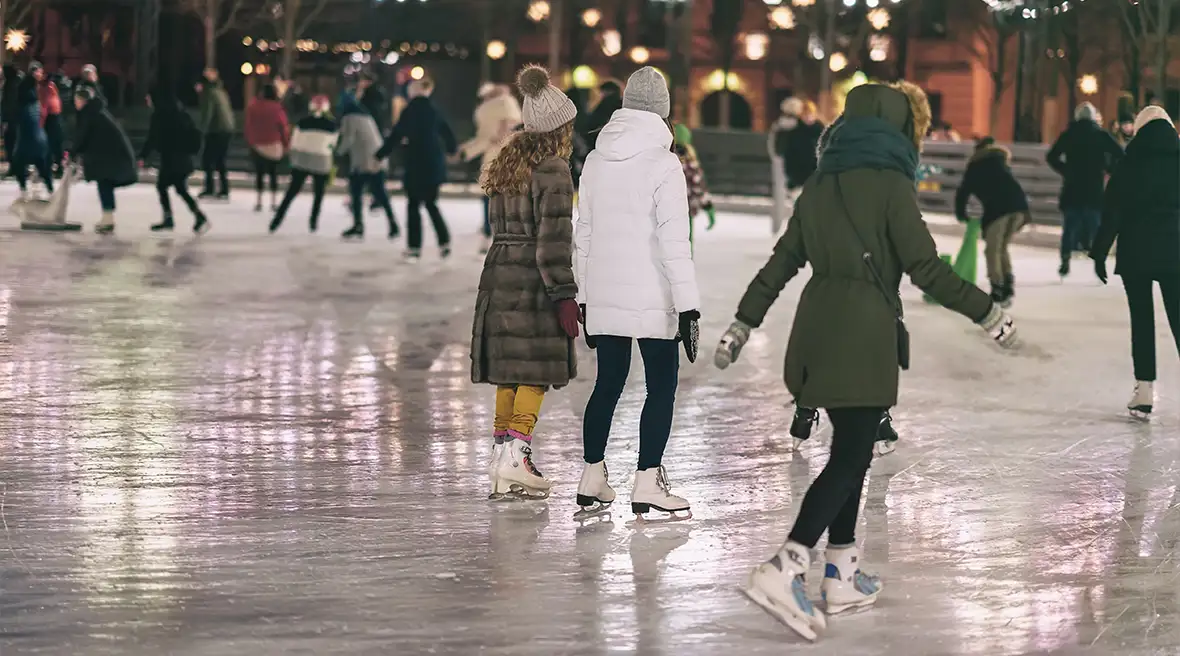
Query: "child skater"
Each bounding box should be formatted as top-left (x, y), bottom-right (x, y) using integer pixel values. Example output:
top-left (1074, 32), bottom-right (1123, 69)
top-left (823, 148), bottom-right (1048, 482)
top-left (470, 65), bottom-right (580, 501)
top-left (672, 123), bottom-right (715, 247)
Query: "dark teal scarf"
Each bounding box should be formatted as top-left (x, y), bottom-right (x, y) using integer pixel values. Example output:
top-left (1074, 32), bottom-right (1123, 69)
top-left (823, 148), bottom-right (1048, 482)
top-left (816, 116), bottom-right (919, 183)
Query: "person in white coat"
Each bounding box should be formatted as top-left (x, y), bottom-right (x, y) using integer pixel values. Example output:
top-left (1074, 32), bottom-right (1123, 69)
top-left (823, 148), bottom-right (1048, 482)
top-left (461, 83), bottom-right (523, 252)
top-left (573, 66), bottom-right (701, 522)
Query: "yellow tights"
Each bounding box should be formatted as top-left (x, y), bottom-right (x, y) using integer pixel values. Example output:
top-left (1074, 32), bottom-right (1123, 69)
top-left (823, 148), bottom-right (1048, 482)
top-left (494, 384), bottom-right (546, 439)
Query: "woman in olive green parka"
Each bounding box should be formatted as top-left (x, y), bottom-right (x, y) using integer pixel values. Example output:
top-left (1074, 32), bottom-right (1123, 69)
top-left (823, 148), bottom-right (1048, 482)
top-left (722, 82), bottom-right (1019, 641)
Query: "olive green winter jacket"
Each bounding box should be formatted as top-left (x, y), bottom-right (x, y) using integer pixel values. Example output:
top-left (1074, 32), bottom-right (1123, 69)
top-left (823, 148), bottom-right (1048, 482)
top-left (735, 85), bottom-right (992, 409)
top-left (199, 80), bottom-right (235, 134)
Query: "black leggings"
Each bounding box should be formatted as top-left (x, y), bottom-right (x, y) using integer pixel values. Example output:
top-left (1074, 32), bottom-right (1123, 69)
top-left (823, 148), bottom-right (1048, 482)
top-left (253, 153), bottom-right (278, 194)
top-left (1123, 275), bottom-right (1180, 382)
top-left (273, 170), bottom-right (328, 230)
top-left (406, 183), bottom-right (450, 250)
top-left (582, 336), bottom-right (679, 470)
top-left (201, 132), bottom-right (230, 195)
top-left (157, 180), bottom-right (201, 217)
top-left (787, 407), bottom-right (885, 548)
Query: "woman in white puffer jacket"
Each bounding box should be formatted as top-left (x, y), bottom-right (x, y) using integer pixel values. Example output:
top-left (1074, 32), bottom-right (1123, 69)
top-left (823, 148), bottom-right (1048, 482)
top-left (573, 66), bottom-right (701, 523)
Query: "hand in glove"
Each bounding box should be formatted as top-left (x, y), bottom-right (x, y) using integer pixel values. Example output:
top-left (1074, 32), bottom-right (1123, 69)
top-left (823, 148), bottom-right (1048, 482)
top-left (676, 310), bottom-right (701, 363)
top-left (1093, 257), bottom-right (1108, 285)
top-left (977, 304), bottom-right (1018, 349)
top-left (714, 320), bottom-right (752, 370)
top-left (579, 303), bottom-right (597, 349)
top-left (705, 204), bottom-right (717, 231)
top-left (556, 299), bottom-right (580, 339)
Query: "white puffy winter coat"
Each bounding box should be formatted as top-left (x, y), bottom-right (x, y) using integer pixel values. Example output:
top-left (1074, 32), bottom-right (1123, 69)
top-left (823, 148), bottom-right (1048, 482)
top-left (575, 109), bottom-right (700, 340)
top-left (460, 92), bottom-right (523, 173)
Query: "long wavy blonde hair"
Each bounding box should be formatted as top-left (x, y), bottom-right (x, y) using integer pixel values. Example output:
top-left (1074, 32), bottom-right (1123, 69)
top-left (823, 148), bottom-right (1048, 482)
top-left (481, 121), bottom-right (574, 195)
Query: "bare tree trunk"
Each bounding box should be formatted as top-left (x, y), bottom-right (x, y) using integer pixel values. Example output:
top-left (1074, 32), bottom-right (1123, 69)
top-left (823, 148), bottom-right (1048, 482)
top-left (204, 0), bottom-right (217, 69)
top-left (818, 0), bottom-right (837, 120)
top-left (282, 0), bottom-right (299, 79)
top-left (1154, 0), bottom-right (1171, 104)
top-left (548, 0), bottom-right (562, 76)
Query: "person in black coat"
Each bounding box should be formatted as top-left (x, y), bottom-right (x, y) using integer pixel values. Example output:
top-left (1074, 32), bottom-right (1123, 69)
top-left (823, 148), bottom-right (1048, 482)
top-left (1, 64), bottom-right (22, 170)
top-left (375, 76), bottom-right (457, 259)
top-left (358, 75), bottom-right (390, 136)
top-left (1047, 102), bottom-right (1124, 276)
top-left (581, 80), bottom-right (622, 151)
top-left (11, 70), bottom-right (54, 200)
top-left (773, 97), bottom-right (825, 192)
top-left (1089, 106), bottom-right (1180, 419)
top-left (954, 137), bottom-right (1031, 305)
top-left (140, 86), bottom-right (207, 234)
top-left (72, 86), bottom-right (137, 234)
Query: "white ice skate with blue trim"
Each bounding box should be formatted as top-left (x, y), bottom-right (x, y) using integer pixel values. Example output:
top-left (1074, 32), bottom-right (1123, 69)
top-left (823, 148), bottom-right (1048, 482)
top-left (821, 544), bottom-right (881, 614)
top-left (741, 541), bottom-right (827, 641)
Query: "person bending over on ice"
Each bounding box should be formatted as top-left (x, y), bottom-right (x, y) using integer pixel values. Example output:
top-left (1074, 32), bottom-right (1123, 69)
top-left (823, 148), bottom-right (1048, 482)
top-left (470, 65), bottom-right (580, 501)
top-left (1090, 106), bottom-right (1180, 421)
top-left (954, 136), bottom-right (1030, 307)
top-left (72, 85), bottom-right (137, 234)
top-left (714, 82), bottom-right (1018, 641)
top-left (574, 67), bottom-right (701, 523)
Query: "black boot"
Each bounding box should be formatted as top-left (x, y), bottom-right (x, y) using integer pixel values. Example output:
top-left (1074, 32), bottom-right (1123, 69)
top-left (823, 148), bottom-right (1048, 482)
top-left (193, 212), bottom-right (209, 235)
top-left (388, 220), bottom-right (400, 240)
top-left (150, 214), bottom-right (175, 232)
top-left (342, 224), bottom-right (364, 239)
top-left (1058, 259), bottom-right (1070, 277)
top-left (989, 282), bottom-right (1011, 308)
top-left (875, 411), bottom-right (899, 456)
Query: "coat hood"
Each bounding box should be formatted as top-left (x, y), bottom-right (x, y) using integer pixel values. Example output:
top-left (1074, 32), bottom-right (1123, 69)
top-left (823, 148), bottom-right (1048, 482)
top-left (969, 143), bottom-right (1011, 164)
top-left (843, 83), bottom-right (921, 150)
top-left (593, 108), bottom-right (671, 162)
top-left (1126, 117), bottom-right (1180, 157)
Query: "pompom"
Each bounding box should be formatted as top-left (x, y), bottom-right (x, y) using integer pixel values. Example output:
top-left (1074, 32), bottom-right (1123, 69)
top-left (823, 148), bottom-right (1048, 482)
top-left (517, 65), bottom-right (551, 99)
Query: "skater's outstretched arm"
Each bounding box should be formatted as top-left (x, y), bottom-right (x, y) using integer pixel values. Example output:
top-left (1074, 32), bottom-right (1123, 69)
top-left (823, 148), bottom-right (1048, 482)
top-left (533, 158), bottom-right (577, 302)
top-left (652, 158), bottom-right (700, 314)
top-left (885, 175), bottom-right (991, 322)
top-left (1046, 132), bottom-right (1068, 176)
top-left (735, 202), bottom-right (807, 327)
top-left (375, 104), bottom-right (412, 160)
top-left (436, 114), bottom-right (458, 156)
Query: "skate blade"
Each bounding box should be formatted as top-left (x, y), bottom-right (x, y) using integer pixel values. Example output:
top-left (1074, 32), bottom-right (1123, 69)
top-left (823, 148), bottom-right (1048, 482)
top-left (628, 509), bottom-right (692, 526)
top-left (823, 595), bottom-right (880, 615)
top-left (1128, 408), bottom-right (1152, 421)
top-left (738, 581), bottom-right (819, 642)
top-left (504, 484), bottom-right (550, 501)
top-left (573, 502), bottom-right (612, 522)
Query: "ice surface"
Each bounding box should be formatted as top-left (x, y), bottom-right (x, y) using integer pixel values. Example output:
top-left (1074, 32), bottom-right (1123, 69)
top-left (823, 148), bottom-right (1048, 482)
top-left (0, 185), bottom-right (1178, 655)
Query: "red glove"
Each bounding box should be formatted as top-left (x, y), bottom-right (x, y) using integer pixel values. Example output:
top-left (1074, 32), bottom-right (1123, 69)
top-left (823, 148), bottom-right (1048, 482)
top-left (556, 299), bottom-right (580, 339)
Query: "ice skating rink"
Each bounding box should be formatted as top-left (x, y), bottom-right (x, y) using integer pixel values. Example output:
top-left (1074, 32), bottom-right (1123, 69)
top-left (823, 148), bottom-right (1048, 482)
top-left (1, 186), bottom-right (1178, 655)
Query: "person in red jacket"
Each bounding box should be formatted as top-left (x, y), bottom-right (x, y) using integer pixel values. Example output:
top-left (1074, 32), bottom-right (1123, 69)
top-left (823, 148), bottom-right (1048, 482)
top-left (32, 62), bottom-right (64, 177)
top-left (244, 83), bottom-right (290, 212)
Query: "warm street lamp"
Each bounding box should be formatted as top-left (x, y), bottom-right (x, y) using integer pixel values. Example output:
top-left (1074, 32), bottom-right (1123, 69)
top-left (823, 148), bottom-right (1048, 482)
top-left (744, 33), bottom-right (770, 60)
top-left (829, 52), bottom-right (848, 71)
top-left (582, 8), bottom-right (601, 27)
top-left (867, 7), bottom-right (890, 30)
top-left (630, 46), bottom-right (650, 63)
top-left (1078, 74), bottom-right (1098, 96)
top-left (486, 39), bottom-right (506, 60)
top-left (770, 6), bottom-right (796, 29)
top-left (601, 29), bottom-right (622, 57)
top-left (527, 0), bottom-right (550, 22)
top-left (5, 28), bottom-right (28, 52)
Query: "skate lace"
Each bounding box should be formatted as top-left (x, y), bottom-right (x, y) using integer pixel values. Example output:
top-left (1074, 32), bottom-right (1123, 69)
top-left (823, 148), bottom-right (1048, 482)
top-left (520, 444), bottom-right (544, 477)
top-left (655, 466), bottom-right (673, 493)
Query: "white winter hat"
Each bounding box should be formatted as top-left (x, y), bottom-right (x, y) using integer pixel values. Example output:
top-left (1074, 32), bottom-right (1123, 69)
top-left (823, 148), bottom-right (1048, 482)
top-left (622, 66), bottom-right (670, 118)
top-left (1133, 104), bottom-right (1174, 134)
top-left (517, 65), bottom-right (577, 133)
top-left (1074, 101), bottom-right (1100, 122)
top-left (781, 97), bottom-right (804, 117)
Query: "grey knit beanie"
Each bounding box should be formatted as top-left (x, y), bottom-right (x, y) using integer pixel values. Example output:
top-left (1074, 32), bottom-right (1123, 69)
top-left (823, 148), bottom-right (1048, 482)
top-left (622, 66), bottom-right (670, 118)
top-left (517, 65), bottom-right (577, 133)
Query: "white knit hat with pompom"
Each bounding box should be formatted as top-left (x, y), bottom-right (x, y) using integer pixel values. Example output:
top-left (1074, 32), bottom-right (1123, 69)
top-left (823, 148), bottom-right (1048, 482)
top-left (517, 65), bottom-right (577, 133)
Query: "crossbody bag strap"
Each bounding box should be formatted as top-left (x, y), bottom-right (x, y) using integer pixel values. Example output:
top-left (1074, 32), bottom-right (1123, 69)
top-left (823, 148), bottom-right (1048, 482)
top-left (832, 174), bottom-right (905, 321)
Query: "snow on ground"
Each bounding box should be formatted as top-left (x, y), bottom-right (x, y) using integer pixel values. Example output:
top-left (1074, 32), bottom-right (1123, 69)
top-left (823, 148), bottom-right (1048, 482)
top-left (0, 183), bottom-right (1178, 655)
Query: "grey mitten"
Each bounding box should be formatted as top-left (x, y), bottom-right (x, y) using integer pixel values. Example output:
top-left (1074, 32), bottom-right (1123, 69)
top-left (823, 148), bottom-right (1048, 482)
top-left (714, 320), bottom-right (752, 370)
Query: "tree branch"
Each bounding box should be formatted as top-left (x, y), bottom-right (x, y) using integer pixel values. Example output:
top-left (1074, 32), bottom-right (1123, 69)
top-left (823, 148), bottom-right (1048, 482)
top-left (296, 0), bottom-right (330, 36)
top-left (214, 0), bottom-right (249, 37)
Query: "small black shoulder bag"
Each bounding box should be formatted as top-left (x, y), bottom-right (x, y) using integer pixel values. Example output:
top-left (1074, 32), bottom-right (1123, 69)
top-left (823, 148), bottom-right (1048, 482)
top-left (832, 175), bottom-right (910, 370)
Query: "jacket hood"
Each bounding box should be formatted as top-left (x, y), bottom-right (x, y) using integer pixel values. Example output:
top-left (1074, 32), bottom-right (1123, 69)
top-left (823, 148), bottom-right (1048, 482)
top-left (843, 84), bottom-right (916, 148)
top-left (969, 144), bottom-right (1011, 164)
top-left (593, 108), bottom-right (671, 162)
top-left (1126, 118), bottom-right (1180, 157)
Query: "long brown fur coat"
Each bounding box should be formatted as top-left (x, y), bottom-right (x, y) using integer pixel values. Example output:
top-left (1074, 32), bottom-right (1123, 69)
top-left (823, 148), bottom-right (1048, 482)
top-left (471, 156), bottom-right (578, 387)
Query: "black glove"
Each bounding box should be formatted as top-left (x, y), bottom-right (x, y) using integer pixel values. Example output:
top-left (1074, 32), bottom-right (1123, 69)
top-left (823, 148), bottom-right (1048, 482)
top-left (677, 310), bottom-right (701, 363)
top-left (1093, 257), bottom-right (1108, 285)
top-left (580, 304), bottom-right (597, 349)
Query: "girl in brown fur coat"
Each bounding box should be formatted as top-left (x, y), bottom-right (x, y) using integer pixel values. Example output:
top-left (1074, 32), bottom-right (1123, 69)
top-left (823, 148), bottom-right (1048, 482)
top-left (471, 65), bottom-right (580, 501)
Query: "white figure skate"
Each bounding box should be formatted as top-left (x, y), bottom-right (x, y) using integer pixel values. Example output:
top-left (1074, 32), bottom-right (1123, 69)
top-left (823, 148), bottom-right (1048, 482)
top-left (741, 540), bottom-right (827, 641)
top-left (487, 434), bottom-right (507, 501)
top-left (574, 460), bottom-right (616, 521)
top-left (821, 544), bottom-right (882, 614)
top-left (1128, 381), bottom-right (1154, 420)
top-left (630, 466), bottom-right (691, 523)
top-left (495, 438), bottom-right (551, 500)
